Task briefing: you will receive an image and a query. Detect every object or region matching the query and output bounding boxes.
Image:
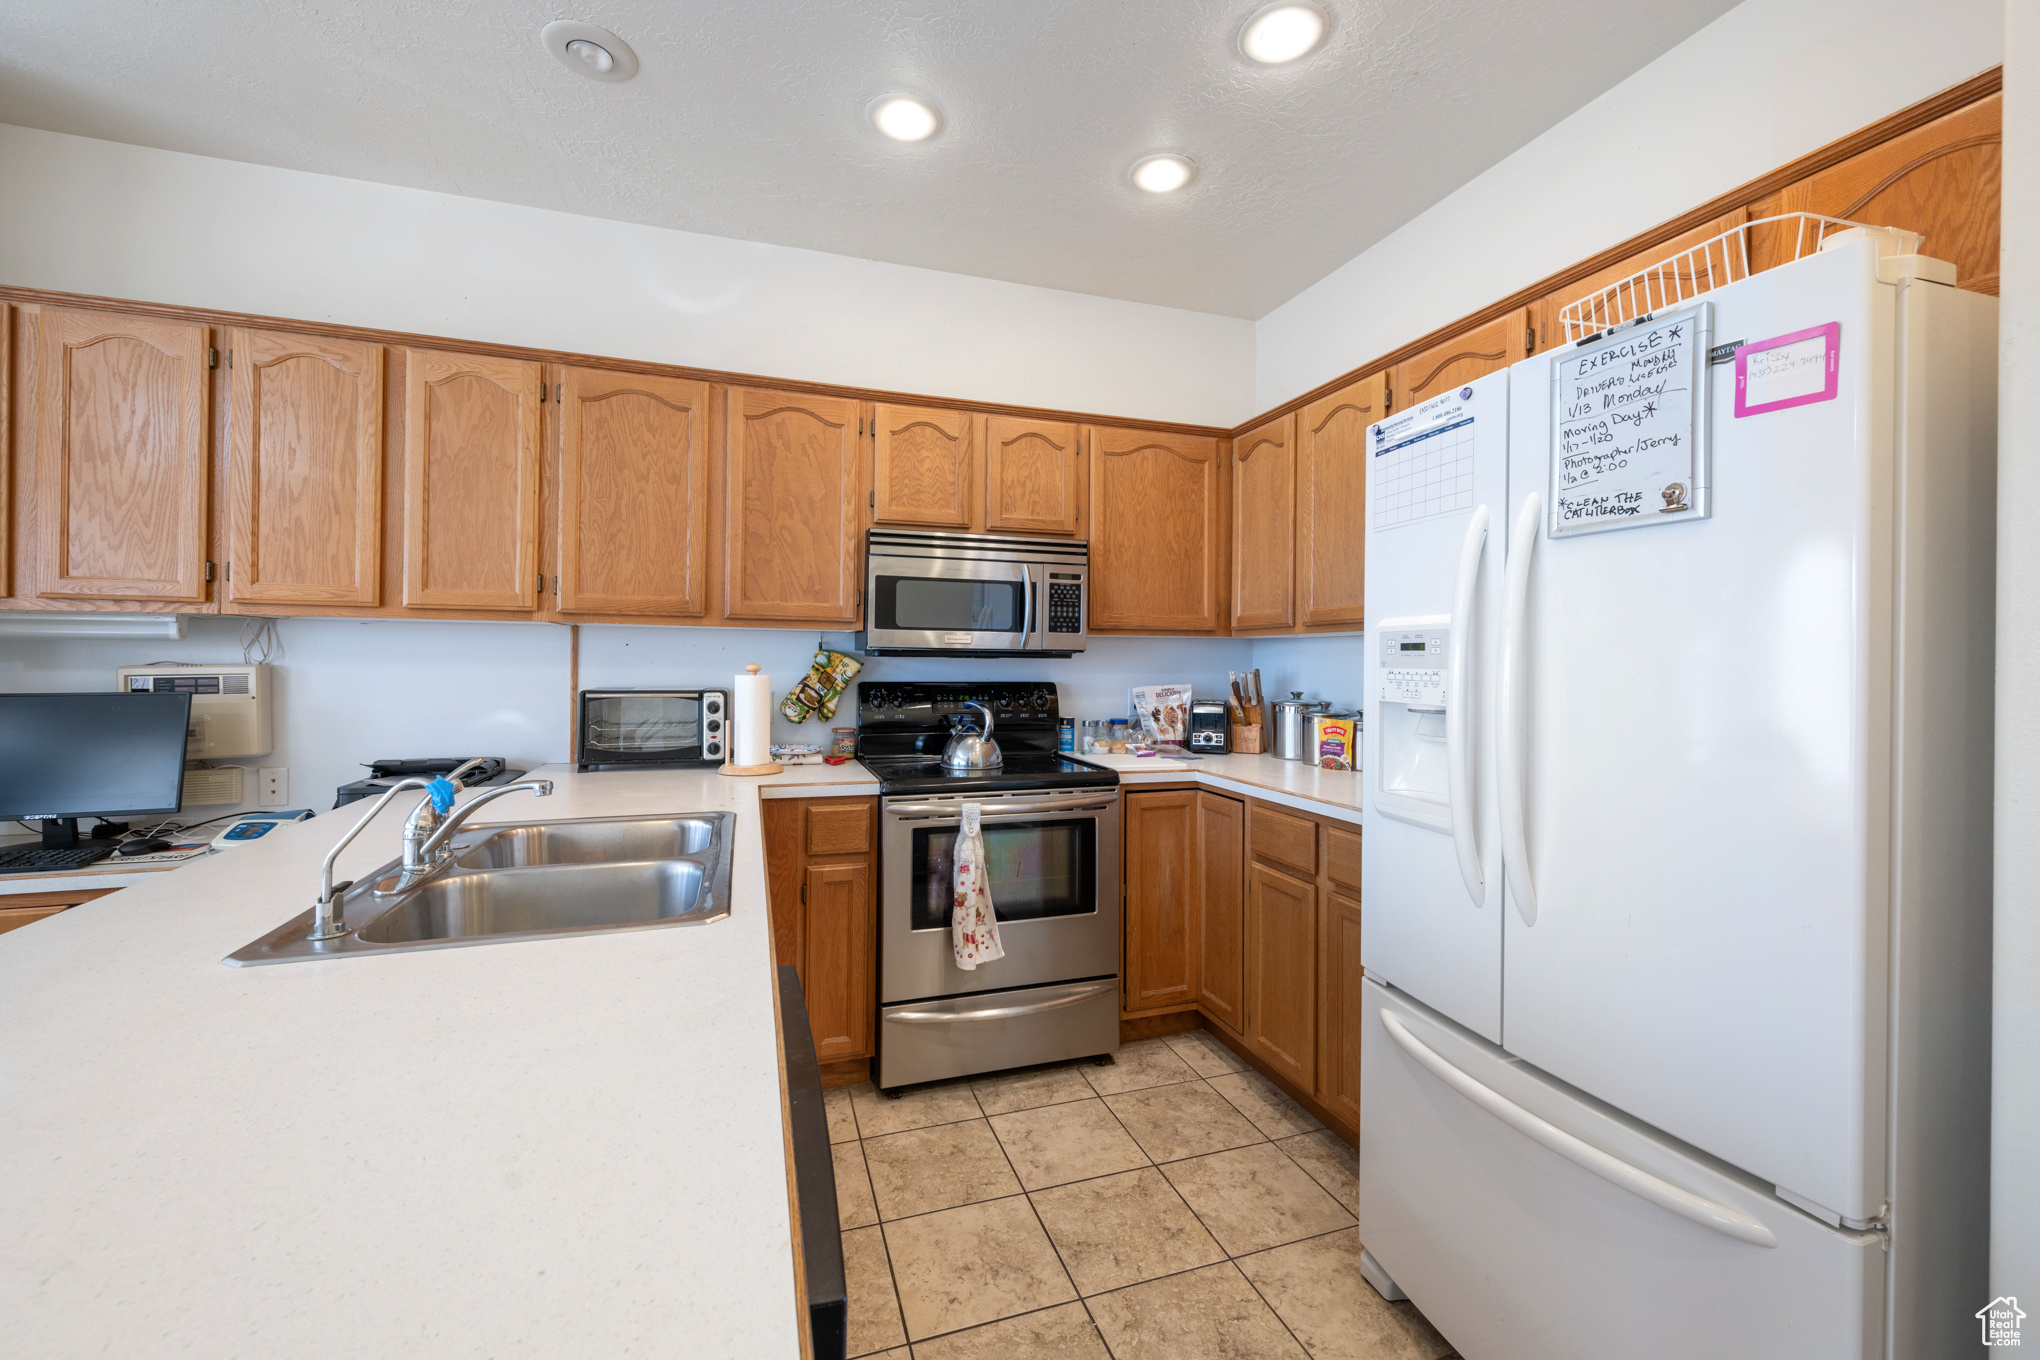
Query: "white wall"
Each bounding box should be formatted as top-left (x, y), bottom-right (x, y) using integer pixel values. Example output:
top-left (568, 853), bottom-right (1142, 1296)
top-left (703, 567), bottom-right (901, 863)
top-left (1253, 0), bottom-right (2005, 412)
top-left (1995, 0), bottom-right (2037, 1307)
top-left (0, 123), bottom-right (1255, 428)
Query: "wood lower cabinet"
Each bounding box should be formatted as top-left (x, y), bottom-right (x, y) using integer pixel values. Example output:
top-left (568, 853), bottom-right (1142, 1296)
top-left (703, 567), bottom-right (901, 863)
top-left (1088, 425), bottom-right (1224, 633)
top-left (872, 403), bottom-right (973, 529)
top-left (764, 796), bottom-right (878, 1064)
top-left (1296, 373), bottom-right (1380, 630)
top-left (402, 348), bottom-right (541, 610)
top-left (227, 328), bottom-right (384, 608)
top-left (1231, 414), bottom-right (1294, 631)
top-left (1317, 824), bottom-right (1364, 1129)
top-left (557, 367), bottom-right (710, 616)
top-left (1245, 859), bottom-right (1317, 1089)
top-left (984, 416), bottom-right (1082, 536)
top-left (724, 386), bottom-right (865, 624)
top-left (1391, 306), bottom-right (1533, 412)
top-left (1195, 791), bottom-right (1246, 1033)
top-left (0, 887), bottom-right (122, 935)
top-left (1124, 790), bottom-right (1200, 1013)
top-left (37, 306), bottom-right (212, 602)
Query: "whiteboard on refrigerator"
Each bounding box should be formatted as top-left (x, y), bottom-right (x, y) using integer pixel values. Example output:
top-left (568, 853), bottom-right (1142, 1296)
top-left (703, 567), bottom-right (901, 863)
top-left (1549, 302), bottom-right (1712, 538)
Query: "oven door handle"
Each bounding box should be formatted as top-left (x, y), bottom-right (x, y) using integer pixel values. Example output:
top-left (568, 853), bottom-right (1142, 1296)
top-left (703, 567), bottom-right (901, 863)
top-left (885, 981), bottom-right (1117, 1024)
top-left (884, 795), bottom-right (1118, 818)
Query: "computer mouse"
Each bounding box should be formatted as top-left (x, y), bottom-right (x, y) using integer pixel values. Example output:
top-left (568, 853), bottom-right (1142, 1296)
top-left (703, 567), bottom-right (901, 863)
top-left (118, 838), bottom-right (172, 856)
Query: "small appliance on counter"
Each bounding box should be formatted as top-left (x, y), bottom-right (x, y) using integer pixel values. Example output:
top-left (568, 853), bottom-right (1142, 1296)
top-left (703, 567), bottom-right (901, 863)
top-left (210, 808), bottom-right (315, 850)
top-left (335, 757), bottom-right (525, 808)
top-left (1187, 699), bottom-right (1231, 752)
top-left (575, 689), bottom-right (727, 770)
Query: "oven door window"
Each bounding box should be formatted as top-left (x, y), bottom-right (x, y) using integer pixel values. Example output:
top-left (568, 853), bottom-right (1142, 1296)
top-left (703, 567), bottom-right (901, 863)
top-left (909, 819), bottom-right (1096, 930)
top-left (875, 575), bottom-right (1026, 634)
top-left (582, 694), bottom-right (700, 755)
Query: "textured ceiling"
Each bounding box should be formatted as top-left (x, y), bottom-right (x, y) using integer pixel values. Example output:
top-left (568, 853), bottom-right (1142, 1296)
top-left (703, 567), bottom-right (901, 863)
top-left (0, 0), bottom-right (1738, 318)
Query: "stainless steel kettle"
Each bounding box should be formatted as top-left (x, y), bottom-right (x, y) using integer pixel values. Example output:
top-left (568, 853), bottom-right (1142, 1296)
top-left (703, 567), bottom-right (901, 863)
top-left (940, 700), bottom-right (1004, 771)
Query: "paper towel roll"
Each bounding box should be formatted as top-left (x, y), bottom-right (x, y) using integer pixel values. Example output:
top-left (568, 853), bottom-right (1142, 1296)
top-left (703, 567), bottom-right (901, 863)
top-left (732, 664), bottom-right (773, 767)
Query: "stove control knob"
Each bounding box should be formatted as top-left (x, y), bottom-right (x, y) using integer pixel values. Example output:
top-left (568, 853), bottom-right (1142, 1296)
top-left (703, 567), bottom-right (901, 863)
top-left (1032, 688), bottom-right (1050, 710)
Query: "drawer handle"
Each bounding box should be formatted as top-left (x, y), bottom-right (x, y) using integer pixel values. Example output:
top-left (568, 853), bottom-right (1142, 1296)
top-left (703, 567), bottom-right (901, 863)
top-left (1380, 1010), bottom-right (1777, 1248)
top-left (887, 982), bottom-right (1116, 1024)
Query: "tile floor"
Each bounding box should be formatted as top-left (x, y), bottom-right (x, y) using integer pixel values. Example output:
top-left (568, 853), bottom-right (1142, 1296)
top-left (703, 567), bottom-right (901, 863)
top-left (825, 1031), bottom-right (1459, 1360)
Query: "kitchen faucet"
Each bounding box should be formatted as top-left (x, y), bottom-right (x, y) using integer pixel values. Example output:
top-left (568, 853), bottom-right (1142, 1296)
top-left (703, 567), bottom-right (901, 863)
top-left (308, 776), bottom-right (554, 940)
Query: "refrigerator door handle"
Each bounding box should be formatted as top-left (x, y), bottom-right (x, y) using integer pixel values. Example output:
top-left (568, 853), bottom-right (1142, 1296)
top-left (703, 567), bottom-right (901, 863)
top-left (1379, 1009), bottom-right (1779, 1249)
top-left (1447, 504), bottom-right (1489, 907)
top-left (1500, 494), bottom-right (1540, 926)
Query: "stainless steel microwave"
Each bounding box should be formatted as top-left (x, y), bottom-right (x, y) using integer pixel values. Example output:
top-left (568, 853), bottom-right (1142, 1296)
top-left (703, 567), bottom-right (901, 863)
top-left (861, 529), bottom-right (1088, 657)
top-left (575, 689), bottom-right (726, 770)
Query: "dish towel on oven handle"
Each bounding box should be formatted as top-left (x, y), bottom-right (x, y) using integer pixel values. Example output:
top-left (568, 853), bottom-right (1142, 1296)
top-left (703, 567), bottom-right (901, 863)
top-left (952, 802), bottom-right (1006, 970)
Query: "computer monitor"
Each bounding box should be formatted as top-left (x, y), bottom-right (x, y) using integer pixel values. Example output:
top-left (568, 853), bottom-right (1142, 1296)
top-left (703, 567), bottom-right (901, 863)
top-left (0, 692), bottom-right (192, 847)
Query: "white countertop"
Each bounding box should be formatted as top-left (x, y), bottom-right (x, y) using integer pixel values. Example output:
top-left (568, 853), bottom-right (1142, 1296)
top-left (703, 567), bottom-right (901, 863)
top-left (1076, 751), bottom-right (1364, 821)
top-left (1, 760), bottom-right (876, 1360)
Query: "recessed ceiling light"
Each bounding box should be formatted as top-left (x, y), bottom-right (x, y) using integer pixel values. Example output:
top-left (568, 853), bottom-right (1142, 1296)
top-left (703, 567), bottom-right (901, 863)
top-left (1129, 153), bottom-right (1197, 194)
top-left (540, 20), bottom-right (639, 83)
top-left (1238, 1), bottom-right (1329, 64)
top-left (868, 94), bottom-right (943, 142)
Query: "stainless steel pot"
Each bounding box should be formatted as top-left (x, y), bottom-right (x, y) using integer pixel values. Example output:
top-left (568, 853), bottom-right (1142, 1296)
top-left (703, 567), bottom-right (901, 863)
top-left (1271, 693), bottom-right (1330, 761)
top-left (940, 700), bottom-right (1004, 770)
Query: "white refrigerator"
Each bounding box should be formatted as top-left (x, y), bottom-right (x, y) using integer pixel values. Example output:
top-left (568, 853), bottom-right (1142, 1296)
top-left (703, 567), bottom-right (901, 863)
top-left (1358, 234), bottom-right (1997, 1359)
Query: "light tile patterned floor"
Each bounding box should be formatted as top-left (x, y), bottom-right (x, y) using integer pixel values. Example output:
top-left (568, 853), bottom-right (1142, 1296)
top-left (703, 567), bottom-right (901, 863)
top-left (825, 1033), bottom-right (1460, 1360)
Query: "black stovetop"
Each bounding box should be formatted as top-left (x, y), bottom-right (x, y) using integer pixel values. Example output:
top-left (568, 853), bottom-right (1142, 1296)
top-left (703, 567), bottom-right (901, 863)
top-left (852, 680), bottom-right (1118, 796)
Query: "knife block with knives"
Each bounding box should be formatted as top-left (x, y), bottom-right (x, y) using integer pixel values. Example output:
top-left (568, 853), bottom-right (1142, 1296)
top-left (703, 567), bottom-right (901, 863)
top-left (1229, 670), bottom-right (1265, 754)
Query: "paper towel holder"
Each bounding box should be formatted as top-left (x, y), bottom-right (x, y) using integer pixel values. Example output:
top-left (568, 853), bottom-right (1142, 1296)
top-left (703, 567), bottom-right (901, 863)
top-left (719, 663), bottom-right (784, 777)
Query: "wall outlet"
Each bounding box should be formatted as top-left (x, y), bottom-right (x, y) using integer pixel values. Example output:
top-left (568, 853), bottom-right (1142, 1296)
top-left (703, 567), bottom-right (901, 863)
top-left (258, 767), bottom-right (288, 807)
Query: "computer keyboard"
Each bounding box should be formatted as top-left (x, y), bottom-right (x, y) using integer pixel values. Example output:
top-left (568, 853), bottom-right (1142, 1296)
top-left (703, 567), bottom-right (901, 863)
top-left (0, 844), bottom-right (118, 873)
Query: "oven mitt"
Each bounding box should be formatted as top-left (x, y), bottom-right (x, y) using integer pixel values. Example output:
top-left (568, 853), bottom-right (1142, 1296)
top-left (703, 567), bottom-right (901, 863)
top-left (779, 650), bottom-right (864, 724)
top-left (426, 777), bottom-right (458, 814)
top-left (952, 802), bottom-right (1006, 971)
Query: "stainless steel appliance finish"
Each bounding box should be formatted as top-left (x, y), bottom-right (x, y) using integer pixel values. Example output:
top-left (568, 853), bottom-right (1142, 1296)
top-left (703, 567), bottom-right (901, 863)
top-left (861, 528), bottom-right (1088, 657)
top-left (1271, 693), bottom-right (1331, 761)
top-left (858, 680), bottom-right (1120, 1088)
top-left (939, 700), bottom-right (1003, 771)
top-left (575, 689), bottom-right (727, 769)
top-left (225, 813), bottom-right (732, 965)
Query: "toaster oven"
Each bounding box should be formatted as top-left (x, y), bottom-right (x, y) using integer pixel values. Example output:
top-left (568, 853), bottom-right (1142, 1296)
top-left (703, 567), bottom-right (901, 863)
top-left (575, 689), bottom-right (727, 770)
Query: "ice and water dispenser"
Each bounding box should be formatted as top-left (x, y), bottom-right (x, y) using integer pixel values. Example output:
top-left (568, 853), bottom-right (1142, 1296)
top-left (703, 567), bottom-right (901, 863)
top-left (1374, 621), bottom-right (1453, 831)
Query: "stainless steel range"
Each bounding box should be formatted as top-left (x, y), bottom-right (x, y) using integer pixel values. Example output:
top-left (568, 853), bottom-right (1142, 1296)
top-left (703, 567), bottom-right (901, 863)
top-left (857, 681), bottom-right (1120, 1089)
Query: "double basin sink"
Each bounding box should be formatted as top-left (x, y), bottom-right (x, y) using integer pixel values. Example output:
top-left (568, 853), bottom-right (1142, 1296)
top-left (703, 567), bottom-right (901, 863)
top-left (226, 813), bottom-right (733, 965)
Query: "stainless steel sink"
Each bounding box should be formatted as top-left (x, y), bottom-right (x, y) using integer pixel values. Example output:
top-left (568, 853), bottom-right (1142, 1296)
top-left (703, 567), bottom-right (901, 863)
top-left (453, 816), bottom-right (720, 869)
top-left (225, 812), bottom-right (732, 965)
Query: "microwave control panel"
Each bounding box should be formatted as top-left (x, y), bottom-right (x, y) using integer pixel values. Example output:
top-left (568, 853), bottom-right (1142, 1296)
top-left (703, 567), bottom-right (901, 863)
top-left (1047, 574), bottom-right (1084, 635)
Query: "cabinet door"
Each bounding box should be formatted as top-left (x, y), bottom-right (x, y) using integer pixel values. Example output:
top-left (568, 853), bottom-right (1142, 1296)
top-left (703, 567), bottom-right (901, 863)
top-left (402, 348), bottom-right (541, 610)
top-left (872, 404), bottom-right (973, 529)
top-left (1125, 790), bottom-right (1198, 1012)
top-left (1750, 94), bottom-right (1999, 293)
top-left (1247, 860), bottom-right (1317, 1089)
top-left (1296, 373), bottom-right (1381, 629)
top-left (37, 307), bottom-right (210, 601)
top-left (1088, 426), bottom-right (1223, 632)
top-left (804, 860), bottom-right (875, 1062)
top-left (1196, 791), bottom-right (1247, 1034)
top-left (1318, 887), bottom-right (1363, 1129)
top-left (984, 416), bottom-right (1081, 536)
top-left (1390, 306), bottom-right (1532, 412)
top-left (227, 328), bottom-right (384, 607)
top-left (1542, 209), bottom-right (1748, 348)
top-left (558, 367), bottom-right (709, 616)
top-left (1230, 414), bottom-right (1294, 631)
top-left (725, 386), bottom-right (864, 623)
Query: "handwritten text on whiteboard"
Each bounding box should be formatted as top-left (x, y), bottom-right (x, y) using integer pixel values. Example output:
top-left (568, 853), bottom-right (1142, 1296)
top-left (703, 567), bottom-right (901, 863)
top-left (1550, 303), bottom-right (1710, 538)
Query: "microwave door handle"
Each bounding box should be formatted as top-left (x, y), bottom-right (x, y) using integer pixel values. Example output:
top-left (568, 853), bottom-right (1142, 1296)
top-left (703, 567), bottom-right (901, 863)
top-left (1023, 562), bottom-right (1040, 649)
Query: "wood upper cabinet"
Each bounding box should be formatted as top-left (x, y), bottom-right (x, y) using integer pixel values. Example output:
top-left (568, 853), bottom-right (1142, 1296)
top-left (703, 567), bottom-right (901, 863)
top-left (1750, 94), bottom-right (2000, 293)
top-left (1542, 209), bottom-right (1748, 348)
top-left (0, 303), bottom-right (11, 601)
top-left (36, 307), bottom-right (211, 601)
top-left (1391, 306), bottom-right (1532, 413)
top-left (984, 416), bottom-right (1082, 536)
top-left (1125, 789), bottom-right (1198, 1013)
top-left (763, 796), bottom-right (878, 1064)
top-left (872, 404), bottom-right (973, 530)
top-left (1296, 372), bottom-right (1380, 630)
top-left (1246, 859), bottom-right (1317, 1089)
top-left (557, 367), bottom-right (709, 616)
top-left (1088, 426), bottom-right (1223, 632)
top-left (725, 386), bottom-right (865, 624)
top-left (1196, 791), bottom-right (1247, 1034)
top-left (1231, 413), bottom-right (1294, 631)
top-left (402, 348), bottom-right (541, 610)
top-left (226, 328), bottom-right (384, 608)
